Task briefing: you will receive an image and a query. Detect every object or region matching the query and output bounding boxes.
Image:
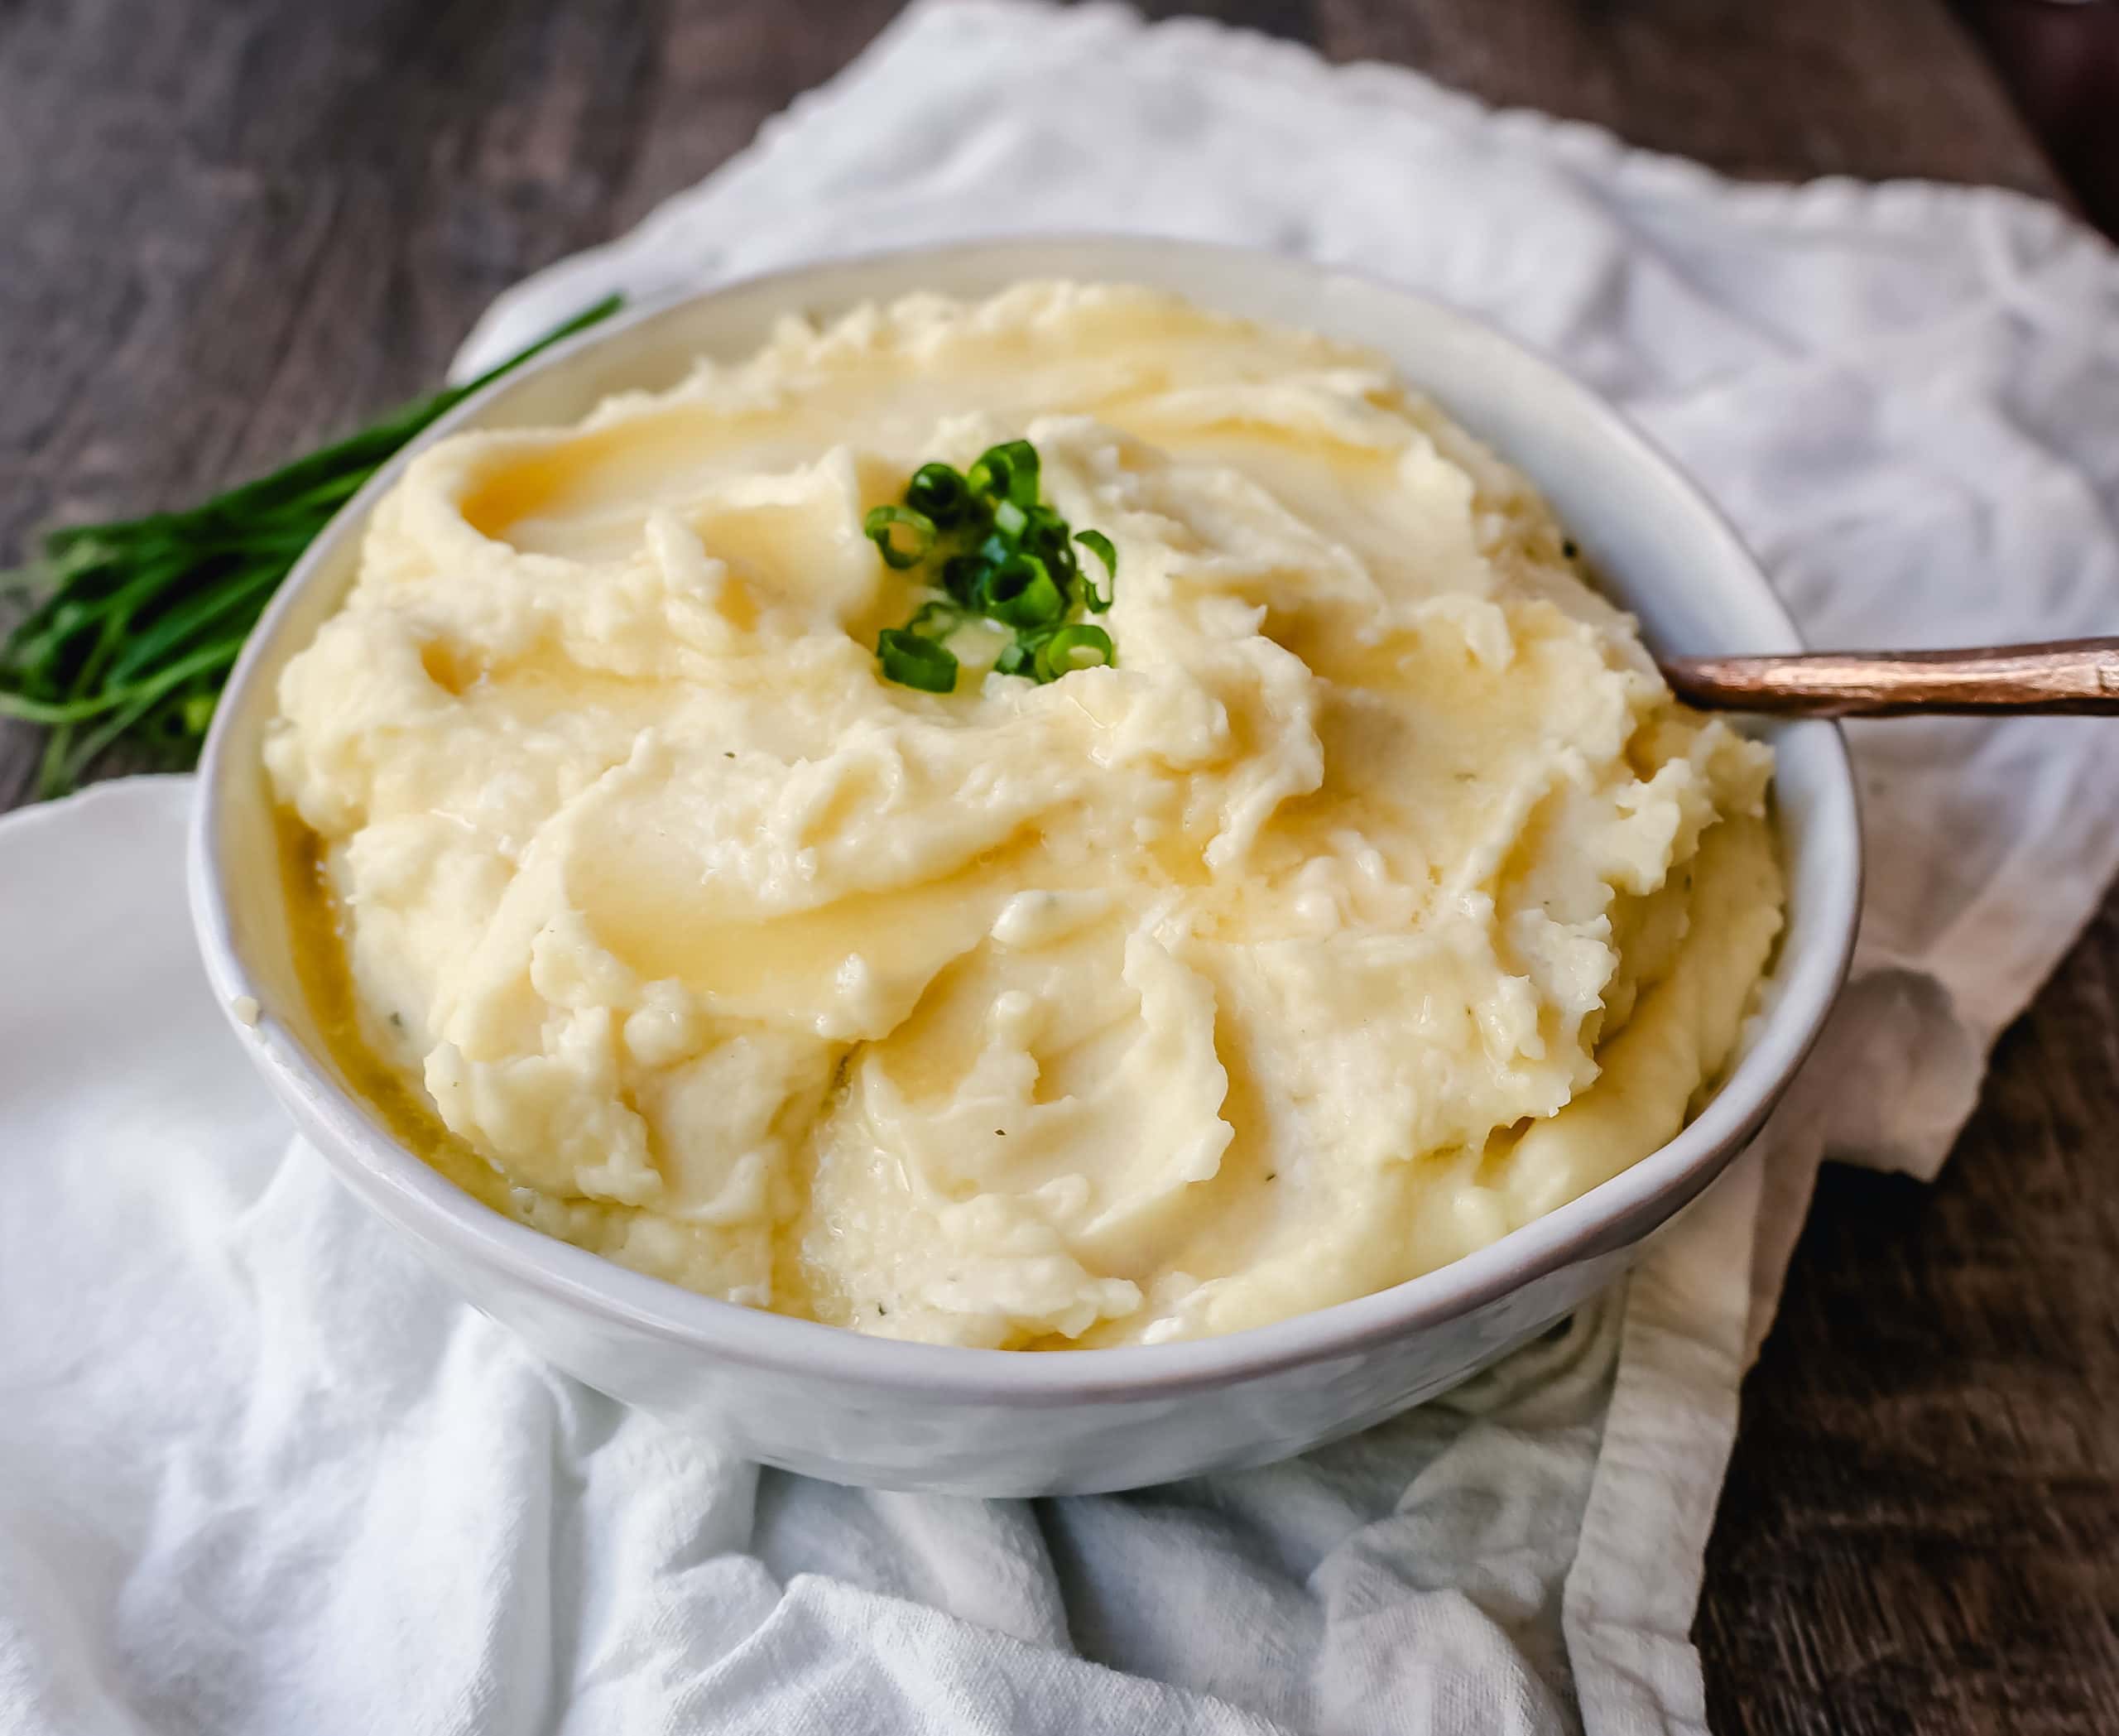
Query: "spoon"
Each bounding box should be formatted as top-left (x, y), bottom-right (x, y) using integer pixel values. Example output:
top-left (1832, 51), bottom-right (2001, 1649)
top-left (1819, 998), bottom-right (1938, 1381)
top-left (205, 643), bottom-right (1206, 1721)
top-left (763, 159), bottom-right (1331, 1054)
top-left (1659, 637), bottom-right (2119, 717)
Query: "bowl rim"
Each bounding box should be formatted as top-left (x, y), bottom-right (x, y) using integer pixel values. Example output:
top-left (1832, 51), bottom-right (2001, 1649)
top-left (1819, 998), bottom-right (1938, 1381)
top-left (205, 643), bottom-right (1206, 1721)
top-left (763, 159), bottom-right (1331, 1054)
top-left (190, 233), bottom-right (1862, 1401)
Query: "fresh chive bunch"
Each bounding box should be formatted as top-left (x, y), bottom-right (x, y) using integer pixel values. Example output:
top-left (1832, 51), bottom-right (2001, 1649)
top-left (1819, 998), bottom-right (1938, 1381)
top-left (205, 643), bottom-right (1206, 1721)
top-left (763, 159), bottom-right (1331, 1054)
top-left (0, 295), bottom-right (626, 799)
top-left (865, 439), bottom-right (1117, 694)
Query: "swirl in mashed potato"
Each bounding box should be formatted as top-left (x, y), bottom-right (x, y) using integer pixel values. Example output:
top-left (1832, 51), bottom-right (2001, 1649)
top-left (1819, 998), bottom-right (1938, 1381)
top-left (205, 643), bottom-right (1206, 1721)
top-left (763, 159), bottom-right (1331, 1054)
top-left (267, 283), bottom-right (1783, 1348)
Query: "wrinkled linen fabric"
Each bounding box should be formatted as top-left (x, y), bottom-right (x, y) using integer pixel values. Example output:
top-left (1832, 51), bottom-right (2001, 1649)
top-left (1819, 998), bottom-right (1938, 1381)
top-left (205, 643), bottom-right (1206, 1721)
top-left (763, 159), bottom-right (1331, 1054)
top-left (7, 3), bottom-right (2119, 1731)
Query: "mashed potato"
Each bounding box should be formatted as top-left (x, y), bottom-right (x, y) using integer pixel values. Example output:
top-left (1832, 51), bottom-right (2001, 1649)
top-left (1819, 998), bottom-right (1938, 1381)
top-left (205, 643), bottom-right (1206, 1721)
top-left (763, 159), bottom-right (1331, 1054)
top-left (267, 283), bottom-right (1782, 1348)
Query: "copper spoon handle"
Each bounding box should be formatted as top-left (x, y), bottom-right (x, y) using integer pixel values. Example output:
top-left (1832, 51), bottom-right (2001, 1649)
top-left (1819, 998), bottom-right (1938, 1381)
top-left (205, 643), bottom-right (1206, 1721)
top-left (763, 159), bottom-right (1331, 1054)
top-left (1660, 637), bottom-right (2119, 718)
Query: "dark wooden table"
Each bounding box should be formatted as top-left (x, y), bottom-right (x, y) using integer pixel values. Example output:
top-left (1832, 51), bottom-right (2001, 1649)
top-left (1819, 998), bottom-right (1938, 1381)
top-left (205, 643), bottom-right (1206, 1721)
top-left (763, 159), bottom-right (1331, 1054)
top-left (5, 3), bottom-right (2113, 1731)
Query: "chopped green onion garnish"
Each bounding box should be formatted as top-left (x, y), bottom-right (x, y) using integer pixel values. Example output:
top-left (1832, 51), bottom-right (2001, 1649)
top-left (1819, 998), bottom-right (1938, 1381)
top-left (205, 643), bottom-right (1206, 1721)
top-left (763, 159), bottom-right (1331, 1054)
top-left (906, 463), bottom-right (971, 527)
top-left (1034, 623), bottom-right (1114, 680)
top-left (876, 628), bottom-right (958, 692)
top-left (1074, 530), bottom-right (1117, 611)
top-left (981, 553), bottom-right (1065, 628)
top-left (865, 438), bottom-right (1119, 690)
top-left (862, 504), bottom-right (937, 570)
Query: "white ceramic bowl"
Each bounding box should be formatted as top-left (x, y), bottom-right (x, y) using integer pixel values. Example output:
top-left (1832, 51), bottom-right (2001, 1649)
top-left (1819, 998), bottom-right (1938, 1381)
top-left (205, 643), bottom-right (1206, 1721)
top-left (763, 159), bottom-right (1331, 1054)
top-left (190, 237), bottom-right (1860, 1496)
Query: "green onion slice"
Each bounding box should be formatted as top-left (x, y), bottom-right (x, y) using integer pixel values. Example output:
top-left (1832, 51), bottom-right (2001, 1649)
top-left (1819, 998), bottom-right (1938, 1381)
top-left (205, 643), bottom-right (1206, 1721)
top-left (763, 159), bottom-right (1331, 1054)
top-left (981, 553), bottom-right (1066, 628)
top-left (1023, 503), bottom-right (1069, 546)
top-left (905, 463), bottom-right (971, 527)
top-left (993, 632), bottom-right (1048, 679)
top-left (968, 440), bottom-right (1040, 509)
top-left (1034, 623), bottom-right (1115, 681)
top-left (1074, 530), bottom-right (1117, 611)
top-left (905, 599), bottom-right (964, 639)
top-left (877, 628), bottom-right (959, 692)
top-left (862, 504), bottom-right (937, 570)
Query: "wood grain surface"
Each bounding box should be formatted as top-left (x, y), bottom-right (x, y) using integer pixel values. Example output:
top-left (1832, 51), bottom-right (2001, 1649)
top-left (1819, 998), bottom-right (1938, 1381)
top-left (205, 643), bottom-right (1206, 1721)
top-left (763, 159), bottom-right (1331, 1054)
top-left (3, 3), bottom-right (2112, 1731)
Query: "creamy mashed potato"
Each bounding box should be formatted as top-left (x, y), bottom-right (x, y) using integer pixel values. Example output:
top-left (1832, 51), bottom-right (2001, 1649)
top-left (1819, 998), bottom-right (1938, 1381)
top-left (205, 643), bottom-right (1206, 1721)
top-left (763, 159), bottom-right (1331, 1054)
top-left (267, 283), bottom-right (1783, 1348)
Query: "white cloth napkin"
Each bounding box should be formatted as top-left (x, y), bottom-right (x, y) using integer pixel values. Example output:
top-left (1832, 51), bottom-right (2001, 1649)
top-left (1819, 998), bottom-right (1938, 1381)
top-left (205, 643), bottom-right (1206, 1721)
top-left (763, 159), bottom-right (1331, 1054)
top-left (7, 3), bottom-right (2118, 1732)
